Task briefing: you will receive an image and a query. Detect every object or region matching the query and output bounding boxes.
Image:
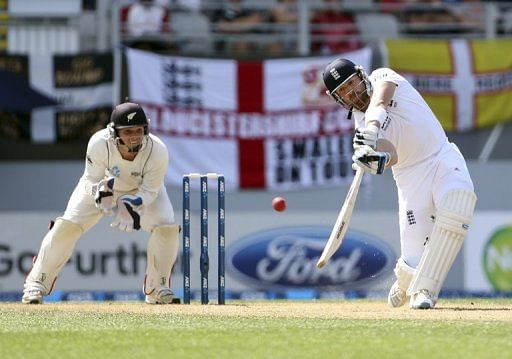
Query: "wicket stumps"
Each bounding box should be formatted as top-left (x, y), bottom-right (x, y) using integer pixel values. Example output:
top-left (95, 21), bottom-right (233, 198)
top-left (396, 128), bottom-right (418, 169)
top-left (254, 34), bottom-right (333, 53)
top-left (182, 173), bottom-right (225, 305)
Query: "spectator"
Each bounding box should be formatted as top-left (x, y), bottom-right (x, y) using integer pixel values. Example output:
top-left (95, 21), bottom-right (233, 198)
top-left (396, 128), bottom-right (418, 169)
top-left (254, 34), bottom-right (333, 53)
top-left (125, 0), bottom-right (171, 51)
top-left (446, 0), bottom-right (486, 33)
top-left (126, 0), bottom-right (170, 37)
top-left (267, 0), bottom-right (299, 55)
top-left (403, 0), bottom-right (464, 35)
top-left (311, 0), bottom-right (361, 55)
top-left (211, 0), bottom-right (267, 54)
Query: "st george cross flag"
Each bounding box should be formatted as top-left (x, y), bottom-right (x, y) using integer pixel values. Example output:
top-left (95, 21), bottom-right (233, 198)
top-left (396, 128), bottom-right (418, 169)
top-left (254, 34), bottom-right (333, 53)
top-left (125, 47), bottom-right (372, 190)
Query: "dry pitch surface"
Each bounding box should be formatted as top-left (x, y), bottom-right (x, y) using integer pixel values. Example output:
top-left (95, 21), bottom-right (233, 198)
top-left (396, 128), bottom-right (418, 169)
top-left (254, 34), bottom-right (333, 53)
top-left (2, 300), bottom-right (511, 321)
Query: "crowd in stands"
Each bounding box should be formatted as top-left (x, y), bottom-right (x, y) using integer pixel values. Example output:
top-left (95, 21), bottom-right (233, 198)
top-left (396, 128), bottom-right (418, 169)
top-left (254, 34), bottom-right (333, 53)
top-left (119, 0), bottom-right (499, 56)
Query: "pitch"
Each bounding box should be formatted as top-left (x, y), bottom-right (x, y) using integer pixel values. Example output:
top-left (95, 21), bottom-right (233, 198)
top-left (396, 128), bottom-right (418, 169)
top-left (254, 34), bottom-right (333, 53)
top-left (1, 300), bottom-right (511, 358)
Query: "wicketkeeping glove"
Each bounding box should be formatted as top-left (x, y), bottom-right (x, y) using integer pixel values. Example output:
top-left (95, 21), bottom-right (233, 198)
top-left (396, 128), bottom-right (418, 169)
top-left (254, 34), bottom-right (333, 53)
top-left (94, 178), bottom-right (115, 215)
top-left (110, 195), bottom-right (143, 232)
top-left (352, 145), bottom-right (389, 175)
top-left (353, 124), bottom-right (379, 150)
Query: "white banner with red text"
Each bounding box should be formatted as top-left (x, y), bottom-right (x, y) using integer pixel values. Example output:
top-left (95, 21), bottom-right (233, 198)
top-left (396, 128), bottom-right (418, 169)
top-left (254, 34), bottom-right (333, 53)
top-left (125, 47), bottom-right (372, 190)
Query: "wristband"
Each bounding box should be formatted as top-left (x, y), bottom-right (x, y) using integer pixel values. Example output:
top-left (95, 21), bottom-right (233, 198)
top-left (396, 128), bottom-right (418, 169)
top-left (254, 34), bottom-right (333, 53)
top-left (365, 106), bottom-right (387, 124)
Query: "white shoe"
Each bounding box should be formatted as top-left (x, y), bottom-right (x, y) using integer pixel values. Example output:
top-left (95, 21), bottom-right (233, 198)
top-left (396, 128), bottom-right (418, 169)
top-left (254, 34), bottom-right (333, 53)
top-left (22, 289), bottom-right (44, 304)
top-left (145, 287), bottom-right (178, 304)
top-left (409, 289), bottom-right (436, 309)
top-left (387, 281), bottom-right (407, 308)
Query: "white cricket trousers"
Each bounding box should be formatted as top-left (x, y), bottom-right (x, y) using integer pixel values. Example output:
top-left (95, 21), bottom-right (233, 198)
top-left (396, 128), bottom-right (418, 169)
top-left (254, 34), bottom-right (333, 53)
top-left (393, 142), bottom-right (474, 267)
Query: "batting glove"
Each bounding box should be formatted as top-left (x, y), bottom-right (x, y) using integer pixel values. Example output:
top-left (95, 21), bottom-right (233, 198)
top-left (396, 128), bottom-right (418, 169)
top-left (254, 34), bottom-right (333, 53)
top-left (93, 178), bottom-right (115, 215)
top-left (353, 124), bottom-right (379, 150)
top-left (352, 145), bottom-right (389, 175)
top-left (110, 195), bottom-right (143, 232)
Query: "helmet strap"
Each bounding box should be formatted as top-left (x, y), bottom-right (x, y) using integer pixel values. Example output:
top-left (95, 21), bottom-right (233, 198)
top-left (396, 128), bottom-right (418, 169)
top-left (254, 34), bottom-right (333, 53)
top-left (347, 107), bottom-right (353, 120)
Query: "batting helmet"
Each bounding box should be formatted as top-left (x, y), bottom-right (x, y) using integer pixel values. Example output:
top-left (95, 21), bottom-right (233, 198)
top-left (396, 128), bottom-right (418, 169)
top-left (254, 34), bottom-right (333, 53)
top-left (322, 58), bottom-right (372, 112)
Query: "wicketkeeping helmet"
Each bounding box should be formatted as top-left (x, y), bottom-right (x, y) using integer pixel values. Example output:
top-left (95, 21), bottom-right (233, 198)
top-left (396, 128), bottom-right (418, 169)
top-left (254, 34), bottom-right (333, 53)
top-left (108, 102), bottom-right (150, 152)
top-left (323, 58), bottom-right (372, 112)
top-left (108, 102), bottom-right (149, 136)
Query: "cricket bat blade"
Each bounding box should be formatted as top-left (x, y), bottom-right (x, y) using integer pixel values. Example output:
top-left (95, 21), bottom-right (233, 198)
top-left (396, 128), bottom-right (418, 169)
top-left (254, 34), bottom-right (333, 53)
top-left (316, 168), bottom-right (364, 268)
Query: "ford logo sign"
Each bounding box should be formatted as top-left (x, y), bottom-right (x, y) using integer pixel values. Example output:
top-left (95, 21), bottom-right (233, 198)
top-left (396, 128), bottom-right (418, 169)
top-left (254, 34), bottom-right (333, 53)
top-left (227, 226), bottom-right (396, 290)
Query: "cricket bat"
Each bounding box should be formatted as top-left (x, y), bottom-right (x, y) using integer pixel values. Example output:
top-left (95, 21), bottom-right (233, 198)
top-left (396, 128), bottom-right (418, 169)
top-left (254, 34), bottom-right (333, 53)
top-left (316, 167), bottom-right (364, 268)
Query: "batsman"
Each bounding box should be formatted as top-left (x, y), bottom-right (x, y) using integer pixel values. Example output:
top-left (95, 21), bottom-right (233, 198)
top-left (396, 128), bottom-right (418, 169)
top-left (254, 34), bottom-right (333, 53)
top-left (323, 58), bottom-right (477, 309)
top-left (22, 102), bottom-right (180, 305)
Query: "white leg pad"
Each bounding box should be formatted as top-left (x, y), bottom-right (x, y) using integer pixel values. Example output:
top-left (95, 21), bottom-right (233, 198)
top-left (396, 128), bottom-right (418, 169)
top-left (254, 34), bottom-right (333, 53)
top-left (24, 218), bottom-right (82, 294)
top-left (407, 189), bottom-right (477, 299)
top-left (144, 224), bottom-right (180, 295)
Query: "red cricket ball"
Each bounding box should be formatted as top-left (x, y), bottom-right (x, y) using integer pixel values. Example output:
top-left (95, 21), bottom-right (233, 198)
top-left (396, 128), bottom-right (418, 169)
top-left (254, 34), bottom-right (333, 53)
top-left (272, 197), bottom-right (287, 212)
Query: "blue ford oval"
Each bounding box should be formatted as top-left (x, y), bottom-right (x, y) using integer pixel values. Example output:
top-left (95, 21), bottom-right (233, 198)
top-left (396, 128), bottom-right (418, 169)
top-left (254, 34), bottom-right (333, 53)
top-left (227, 226), bottom-right (396, 290)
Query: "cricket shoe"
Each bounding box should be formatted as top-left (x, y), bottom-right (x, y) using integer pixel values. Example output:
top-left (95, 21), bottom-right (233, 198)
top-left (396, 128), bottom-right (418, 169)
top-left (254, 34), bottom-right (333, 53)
top-left (145, 287), bottom-right (178, 304)
top-left (387, 281), bottom-right (407, 308)
top-left (409, 289), bottom-right (436, 309)
top-left (22, 288), bottom-right (44, 304)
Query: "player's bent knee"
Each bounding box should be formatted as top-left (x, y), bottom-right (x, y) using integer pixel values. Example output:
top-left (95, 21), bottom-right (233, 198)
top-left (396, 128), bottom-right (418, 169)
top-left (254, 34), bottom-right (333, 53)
top-left (152, 224), bottom-right (180, 241)
top-left (52, 218), bottom-right (83, 239)
top-left (436, 189), bottom-right (477, 237)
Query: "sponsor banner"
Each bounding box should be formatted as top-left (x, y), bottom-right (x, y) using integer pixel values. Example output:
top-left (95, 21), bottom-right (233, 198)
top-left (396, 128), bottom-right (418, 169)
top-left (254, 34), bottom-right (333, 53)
top-left (0, 210), bottom-right (401, 292)
top-left (386, 39), bottom-right (512, 131)
top-left (127, 48), bottom-right (372, 189)
top-left (227, 226), bottom-right (395, 291)
top-left (8, 209), bottom-right (496, 294)
top-left (0, 214), bottom-right (150, 291)
top-left (464, 212), bottom-right (512, 291)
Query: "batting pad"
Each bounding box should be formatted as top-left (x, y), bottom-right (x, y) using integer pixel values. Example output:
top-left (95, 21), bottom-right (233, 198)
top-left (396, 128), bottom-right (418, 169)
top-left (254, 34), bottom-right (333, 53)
top-left (144, 224), bottom-right (180, 294)
top-left (25, 218), bottom-right (83, 294)
top-left (407, 189), bottom-right (477, 298)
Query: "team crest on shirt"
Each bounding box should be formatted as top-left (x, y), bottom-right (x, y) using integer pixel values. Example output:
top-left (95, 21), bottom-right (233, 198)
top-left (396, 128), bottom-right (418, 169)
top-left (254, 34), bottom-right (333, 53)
top-left (406, 210), bottom-right (416, 225)
top-left (131, 172), bottom-right (141, 177)
top-left (110, 166), bottom-right (121, 178)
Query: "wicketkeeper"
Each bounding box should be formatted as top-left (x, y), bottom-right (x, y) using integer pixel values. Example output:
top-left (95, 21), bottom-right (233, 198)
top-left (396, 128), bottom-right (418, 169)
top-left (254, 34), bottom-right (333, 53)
top-left (323, 58), bottom-right (477, 309)
top-left (22, 102), bottom-right (180, 304)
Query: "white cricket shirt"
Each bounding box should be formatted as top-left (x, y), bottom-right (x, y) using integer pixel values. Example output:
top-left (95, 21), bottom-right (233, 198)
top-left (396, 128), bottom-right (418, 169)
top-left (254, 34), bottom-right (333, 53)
top-left (81, 128), bottom-right (169, 206)
top-left (353, 68), bottom-right (448, 171)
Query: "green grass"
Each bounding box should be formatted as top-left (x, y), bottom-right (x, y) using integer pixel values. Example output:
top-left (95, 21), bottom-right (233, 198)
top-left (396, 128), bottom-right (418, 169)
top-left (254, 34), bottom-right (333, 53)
top-left (1, 300), bottom-right (511, 359)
